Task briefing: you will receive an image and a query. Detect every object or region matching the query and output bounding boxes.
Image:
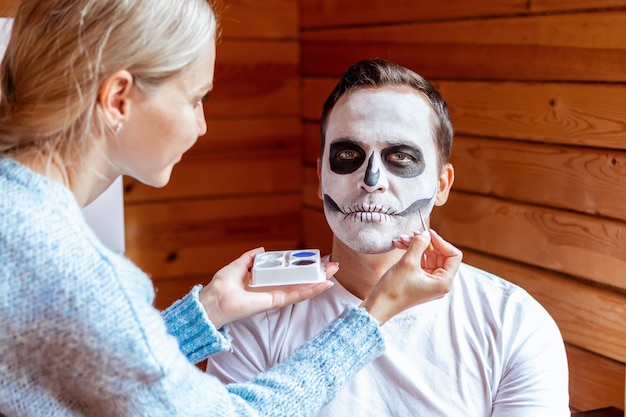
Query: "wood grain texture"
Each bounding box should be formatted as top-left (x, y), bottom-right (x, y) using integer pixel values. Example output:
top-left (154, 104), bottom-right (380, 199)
top-left (124, 149), bottom-right (301, 202)
top-left (301, 0), bottom-right (626, 28)
top-left (302, 78), bottom-right (334, 121)
top-left (302, 165), bottom-right (320, 208)
top-left (207, 41), bottom-right (299, 117)
top-left (433, 191), bottom-right (626, 291)
top-left (219, 0), bottom-right (297, 39)
top-left (452, 136), bottom-right (626, 221)
top-left (126, 195), bottom-right (301, 279)
top-left (301, 12), bottom-right (626, 82)
top-left (566, 344), bottom-right (626, 412)
top-left (437, 81), bottom-right (626, 149)
top-left (192, 117), bottom-right (301, 155)
top-left (303, 122), bottom-right (321, 166)
top-left (0, 0), bottom-right (16, 16)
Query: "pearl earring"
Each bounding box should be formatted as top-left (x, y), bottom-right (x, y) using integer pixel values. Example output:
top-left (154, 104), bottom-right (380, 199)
top-left (115, 123), bottom-right (122, 134)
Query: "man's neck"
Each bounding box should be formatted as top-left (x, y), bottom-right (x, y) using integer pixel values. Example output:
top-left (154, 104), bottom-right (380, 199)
top-left (329, 237), bottom-right (404, 300)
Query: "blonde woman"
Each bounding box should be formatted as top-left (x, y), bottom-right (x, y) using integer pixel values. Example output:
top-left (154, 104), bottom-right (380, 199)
top-left (0, 0), bottom-right (462, 416)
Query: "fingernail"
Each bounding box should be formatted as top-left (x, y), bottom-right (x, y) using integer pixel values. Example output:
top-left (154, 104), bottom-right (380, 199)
top-left (414, 230), bottom-right (434, 250)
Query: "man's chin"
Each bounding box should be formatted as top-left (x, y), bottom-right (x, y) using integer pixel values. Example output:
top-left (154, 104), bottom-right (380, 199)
top-left (335, 232), bottom-right (396, 254)
top-left (357, 245), bottom-right (395, 255)
top-left (327, 216), bottom-right (408, 254)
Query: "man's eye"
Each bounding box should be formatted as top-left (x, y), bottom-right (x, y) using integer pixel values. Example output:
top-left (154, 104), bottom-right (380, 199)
top-left (338, 150), bottom-right (361, 160)
top-left (329, 141), bottom-right (366, 174)
top-left (387, 153), bottom-right (413, 163)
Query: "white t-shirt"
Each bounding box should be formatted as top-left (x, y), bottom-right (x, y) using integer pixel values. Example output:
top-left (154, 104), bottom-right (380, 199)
top-left (207, 262), bottom-right (570, 417)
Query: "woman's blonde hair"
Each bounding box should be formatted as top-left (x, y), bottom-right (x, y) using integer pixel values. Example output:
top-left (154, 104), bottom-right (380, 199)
top-left (0, 0), bottom-right (218, 162)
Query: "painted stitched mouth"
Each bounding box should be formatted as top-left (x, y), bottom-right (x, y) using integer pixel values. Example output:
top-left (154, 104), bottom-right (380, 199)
top-left (343, 204), bottom-right (397, 222)
top-left (324, 194), bottom-right (433, 223)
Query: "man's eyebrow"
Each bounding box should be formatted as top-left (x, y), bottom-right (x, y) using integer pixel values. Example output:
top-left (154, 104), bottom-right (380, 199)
top-left (329, 138), bottom-right (423, 152)
top-left (329, 137), bottom-right (361, 146)
top-left (384, 142), bottom-right (423, 151)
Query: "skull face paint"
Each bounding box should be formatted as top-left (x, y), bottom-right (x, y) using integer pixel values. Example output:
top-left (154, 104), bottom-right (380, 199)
top-left (320, 86), bottom-right (441, 254)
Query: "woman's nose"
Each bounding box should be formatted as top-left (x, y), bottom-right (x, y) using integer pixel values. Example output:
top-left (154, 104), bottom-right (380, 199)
top-left (197, 107), bottom-right (208, 137)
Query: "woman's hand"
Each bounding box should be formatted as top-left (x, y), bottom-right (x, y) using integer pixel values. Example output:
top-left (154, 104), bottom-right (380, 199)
top-left (360, 229), bottom-right (462, 325)
top-left (199, 247), bottom-right (338, 329)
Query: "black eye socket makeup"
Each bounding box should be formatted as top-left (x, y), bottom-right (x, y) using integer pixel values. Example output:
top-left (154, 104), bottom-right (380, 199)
top-left (329, 141), bottom-right (366, 174)
top-left (381, 145), bottom-right (425, 178)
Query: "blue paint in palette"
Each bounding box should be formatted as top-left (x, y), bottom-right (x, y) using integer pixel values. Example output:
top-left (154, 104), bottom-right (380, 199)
top-left (292, 251), bottom-right (315, 258)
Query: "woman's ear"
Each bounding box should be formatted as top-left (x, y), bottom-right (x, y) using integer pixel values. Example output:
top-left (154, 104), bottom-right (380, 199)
top-left (98, 70), bottom-right (134, 129)
top-left (435, 163), bottom-right (454, 206)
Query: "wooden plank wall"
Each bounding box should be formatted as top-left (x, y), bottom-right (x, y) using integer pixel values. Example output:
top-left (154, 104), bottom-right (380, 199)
top-left (124, 0), bottom-right (301, 310)
top-left (300, 0), bottom-right (626, 413)
top-left (0, 0), bottom-right (14, 15)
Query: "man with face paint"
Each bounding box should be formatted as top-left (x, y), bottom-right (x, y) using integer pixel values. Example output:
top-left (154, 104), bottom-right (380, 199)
top-left (206, 59), bottom-right (570, 417)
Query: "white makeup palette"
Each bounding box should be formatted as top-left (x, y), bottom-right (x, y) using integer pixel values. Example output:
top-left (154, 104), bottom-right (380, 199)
top-left (250, 249), bottom-right (325, 287)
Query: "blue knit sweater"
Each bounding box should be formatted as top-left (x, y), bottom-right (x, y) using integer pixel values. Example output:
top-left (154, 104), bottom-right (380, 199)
top-left (0, 156), bottom-right (384, 417)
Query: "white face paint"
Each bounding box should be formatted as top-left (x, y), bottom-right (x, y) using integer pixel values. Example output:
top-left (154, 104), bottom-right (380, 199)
top-left (320, 85), bottom-right (440, 254)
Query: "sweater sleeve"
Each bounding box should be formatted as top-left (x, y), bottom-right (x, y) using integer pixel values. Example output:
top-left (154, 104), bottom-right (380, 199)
top-left (161, 285), bottom-right (232, 363)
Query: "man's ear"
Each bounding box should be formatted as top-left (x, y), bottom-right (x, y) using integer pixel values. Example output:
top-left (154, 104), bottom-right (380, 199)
top-left (435, 163), bottom-right (454, 206)
top-left (98, 69), bottom-right (134, 129)
top-left (316, 157), bottom-right (323, 200)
